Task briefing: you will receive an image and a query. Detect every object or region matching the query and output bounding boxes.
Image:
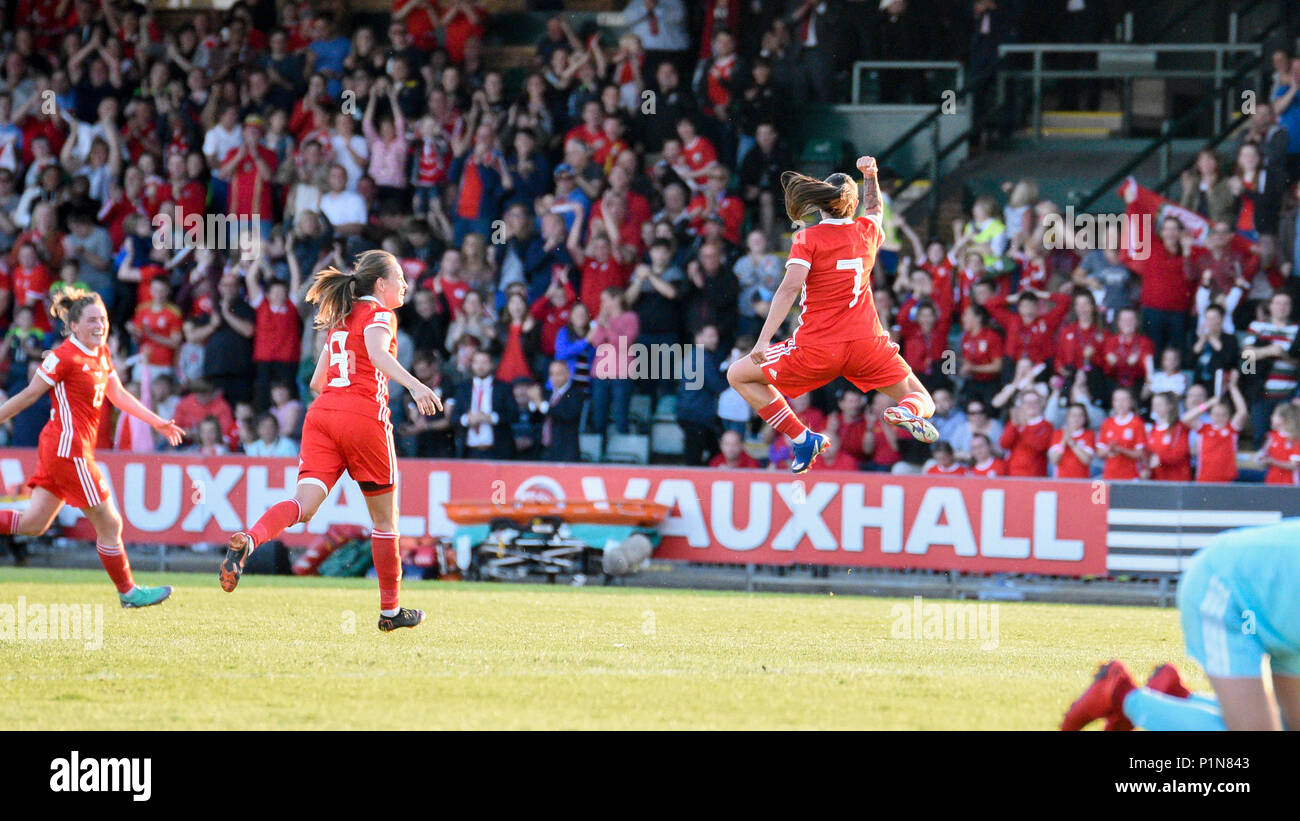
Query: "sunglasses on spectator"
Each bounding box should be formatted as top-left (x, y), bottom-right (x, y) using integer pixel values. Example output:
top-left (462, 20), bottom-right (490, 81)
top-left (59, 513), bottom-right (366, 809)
top-left (967, 407), bottom-right (986, 415)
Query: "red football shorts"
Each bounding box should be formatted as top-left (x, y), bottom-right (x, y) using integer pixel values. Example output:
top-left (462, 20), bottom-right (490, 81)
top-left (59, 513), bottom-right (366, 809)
top-left (761, 335), bottom-right (912, 398)
top-left (297, 409), bottom-right (397, 495)
top-left (30, 445), bottom-right (110, 510)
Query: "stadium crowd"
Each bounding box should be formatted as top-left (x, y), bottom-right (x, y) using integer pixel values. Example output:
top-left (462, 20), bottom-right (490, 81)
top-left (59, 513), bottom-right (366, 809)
top-left (0, 1), bottom-right (1298, 484)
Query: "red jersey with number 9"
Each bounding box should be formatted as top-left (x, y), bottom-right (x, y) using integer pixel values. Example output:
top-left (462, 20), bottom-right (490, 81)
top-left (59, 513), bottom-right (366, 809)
top-left (311, 296), bottom-right (397, 423)
top-left (36, 336), bottom-right (115, 458)
top-left (786, 215), bottom-right (886, 344)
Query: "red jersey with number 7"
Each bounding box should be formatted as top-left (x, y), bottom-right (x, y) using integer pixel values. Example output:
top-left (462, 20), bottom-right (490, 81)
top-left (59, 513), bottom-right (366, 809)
top-left (786, 215), bottom-right (886, 344)
top-left (36, 336), bottom-right (115, 458)
top-left (310, 296), bottom-right (397, 423)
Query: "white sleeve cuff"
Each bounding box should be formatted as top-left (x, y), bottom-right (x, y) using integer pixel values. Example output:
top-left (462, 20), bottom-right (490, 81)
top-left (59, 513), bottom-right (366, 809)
top-left (785, 257), bottom-right (810, 269)
top-left (36, 370), bottom-right (55, 386)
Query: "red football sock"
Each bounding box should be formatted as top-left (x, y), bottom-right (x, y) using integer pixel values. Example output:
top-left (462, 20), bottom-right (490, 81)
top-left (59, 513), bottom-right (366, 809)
top-left (898, 391), bottom-right (935, 418)
top-left (371, 530), bottom-right (402, 611)
top-left (97, 543), bottom-right (136, 594)
top-left (758, 395), bottom-right (809, 440)
top-left (0, 509), bottom-right (20, 535)
top-left (249, 499), bottom-right (303, 548)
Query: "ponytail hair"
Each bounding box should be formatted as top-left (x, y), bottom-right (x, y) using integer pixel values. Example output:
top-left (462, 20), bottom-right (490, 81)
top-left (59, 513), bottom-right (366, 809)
top-left (50, 287), bottom-right (104, 334)
top-left (781, 170), bottom-right (858, 223)
top-left (305, 249), bottom-right (398, 330)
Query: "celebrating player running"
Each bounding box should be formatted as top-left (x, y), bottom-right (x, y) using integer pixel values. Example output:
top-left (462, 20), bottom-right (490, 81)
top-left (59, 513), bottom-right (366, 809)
top-left (0, 291), bottom-right (184, 608)
top-left (726, 155), bottom-right (938, 473)
top-left (219, 250), bottom-right (442, 632)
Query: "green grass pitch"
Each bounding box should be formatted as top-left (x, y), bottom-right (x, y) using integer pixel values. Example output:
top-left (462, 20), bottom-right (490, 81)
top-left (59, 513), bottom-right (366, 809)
top-left (0, 568), bottom-right (1203, 730)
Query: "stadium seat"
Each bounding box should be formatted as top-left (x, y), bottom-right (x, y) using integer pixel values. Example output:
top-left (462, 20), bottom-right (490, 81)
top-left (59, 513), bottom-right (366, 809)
top-left (579, 433), bottom-right (604, 463)
top-left (629, 394), bottom-right (653, 427)
top-left (654, 394), bottom-right (677, 421)
top-left (651, 422), bottom-right (685, 460)
top-left (605, 433), bottom-right (650, 464)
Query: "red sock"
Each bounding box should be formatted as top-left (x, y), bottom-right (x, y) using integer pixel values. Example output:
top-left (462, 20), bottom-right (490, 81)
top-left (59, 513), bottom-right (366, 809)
top-left (371, 530), bottom-right (402, 611)
top-left (898, 391), bottom-right (935, 418)
top-left (97, 543), bottom-right (136, 594)
top-left (249, 499), bottom-right (303, 548)
top-left (758, 395), bottom-right (809, 440)
top-left (0, 509), bottom-right (20, 535)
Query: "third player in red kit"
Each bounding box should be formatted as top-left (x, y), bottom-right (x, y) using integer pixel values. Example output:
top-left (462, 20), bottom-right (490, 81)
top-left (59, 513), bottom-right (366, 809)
top-left (220, 251), bottom-right (442, 632)
top-left (726, 156), bottom-right (938, 473)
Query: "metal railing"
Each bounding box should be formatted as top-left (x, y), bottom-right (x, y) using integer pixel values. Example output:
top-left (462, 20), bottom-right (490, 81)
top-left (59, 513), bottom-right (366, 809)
top-left (1072, 52), bottom-right (1267, 212)
top-left (996, 43), bottom-right (1262, 140)
top-left (849, 61), bottom-right (964, 106)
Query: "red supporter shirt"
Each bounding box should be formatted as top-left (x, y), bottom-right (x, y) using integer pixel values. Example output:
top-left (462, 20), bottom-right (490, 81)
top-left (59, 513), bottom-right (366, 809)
top-left (925, 463), bottom-right (968, 477)
top-left (130, 302), bottom-right (183, 367)
top-left (428, 275), bottom-right (470, 316)
top-left (1049, 428), bottom-right (1095, 479)
top-left (1055, 321), bottom-right (1109, 373)
top-left (1122, 240), bottom-right (1193, 312)
top-left (442, 3), bottom-right (486, 63)
top-left (961, 327), bottom-right (1004, 382)
top-left (311, 296), bottom-right (397, 423)
top-left (223, 145), bottom-right (278, 218)
top-left (251, 295), bottom-right (303, 364)
top-left (987, 293), bottom-right (1070, 364)
top-left (708, 452), bottom-right (760, 469)
top-left (686, 193), bottom-right (745, 244)
top-left (12, 263), bottom-right (52, 329)
top-left (837, 416), bottom-right (868, 465)
top-left (564, 124), bottom-right (610, 158)
top-left (1196, 422), bottom-right (1239, 483)
top-left (1102, 333), bottom-right (1154, 388)
top-left (578, 257), bottom-right (630, 314)
top-left (810, 449), bottom-right (860, 472)
top-left (680, 135), bottom-right (717, 188)
top-left (901, 326), bottom-right (946, 375)
top-left (786, 215), bottom-right (886, 345)
top-left (1098, 413), bottom-right (1146, 480)
top-left (1147, 421), bottom-right (1192, 481)
top-left (999, 416), bottom-right (1053, 477)
top-left (969, 457), bottom-right (1008, 477)
top-left (1263, 431), bottom-right (1300, 485)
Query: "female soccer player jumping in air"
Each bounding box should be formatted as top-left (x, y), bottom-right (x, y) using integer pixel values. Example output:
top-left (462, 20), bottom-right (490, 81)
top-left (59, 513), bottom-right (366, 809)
top-left (219, 251), bottom-right (443, 632)
top-left (726, 156), bottom-right (938, 473)
top-left (0, 291), bottom-right (184, 607)
top-left (1062, 519), bottom-right (1300, 731)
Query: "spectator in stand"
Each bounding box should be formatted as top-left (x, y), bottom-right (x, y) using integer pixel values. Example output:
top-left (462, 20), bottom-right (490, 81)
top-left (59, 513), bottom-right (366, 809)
top-left (1187, 376), bottom-right (1249, 483)
top-left (191, 414), bottom-right (230, 456)
top-left (126, 277), bottom-right (183, 381)
top-left (959, 304), bottom-right (1004, 405)
top-left (244, 413), bottom-right (298, 458)
top-left (1102, 306), bottom-right (1155, 393)
top-left (528, 359), bottom-right (584, 463)
top-left (967, 432), bottom-right (1007, 477)
top-left (862, 391), bottom-right (903, 473)
top-left (1146, 391), bottom-right (1193, 482)
top-left (924, 441), bottom-right (966, 476)
top-left (588, 286), bottom-right (640, 436)
top-left (1119, 203), bottom-right (1194, 359)
top-left (1142, 347), bottom-right (1188, 404)
top-left (1000, 390), bottom-right (1052, 477)
top-left (675, 323), bottom-right (727, 466)
top-left (1242, 291), bottom-right (1298, 446)
top-left (623, 0), bottom-right (690, 87)
top-left (1269, 57), bottom-right (1300, 182)
top-left (173, 379), bottom-right (235, 443)
top-left (450, 123), bottom-right (510, 244)
top-left (1190, 303), bottom-right (1239, 390)
top-left (1255, 402), bottom-right (1300, 485)
top-left (1177, 149), bottom-right (1236, 225)
top-left (1048, 402), bottom-right (1096, 479)
top-left (682, 241), bottom-right (739, 351)
top-left (949, 398), bottom-right (1002, 463)
top-left (826, 388), bottom-right (868, 467)
top-left (452, 349), bottom-right (516, 460)
top-left (738, 121), bottom-right (788, 241)
top-left (245, 257), bottom-right (302, 412)
top-left (710, 429), bottom-right (760, 469)
top-left (1097, 388), bottom-right (1146, 480)
top-left (191, 273), bottom-right (255, 405)
top-left (986, 288), bottom-right (1071, 374)
top-left (808, 431), bottom-right (858, 472)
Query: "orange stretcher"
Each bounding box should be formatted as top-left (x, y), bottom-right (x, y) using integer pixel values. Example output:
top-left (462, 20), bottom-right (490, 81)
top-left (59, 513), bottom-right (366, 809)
top-left (443, 499), bottom-right (671, 527)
